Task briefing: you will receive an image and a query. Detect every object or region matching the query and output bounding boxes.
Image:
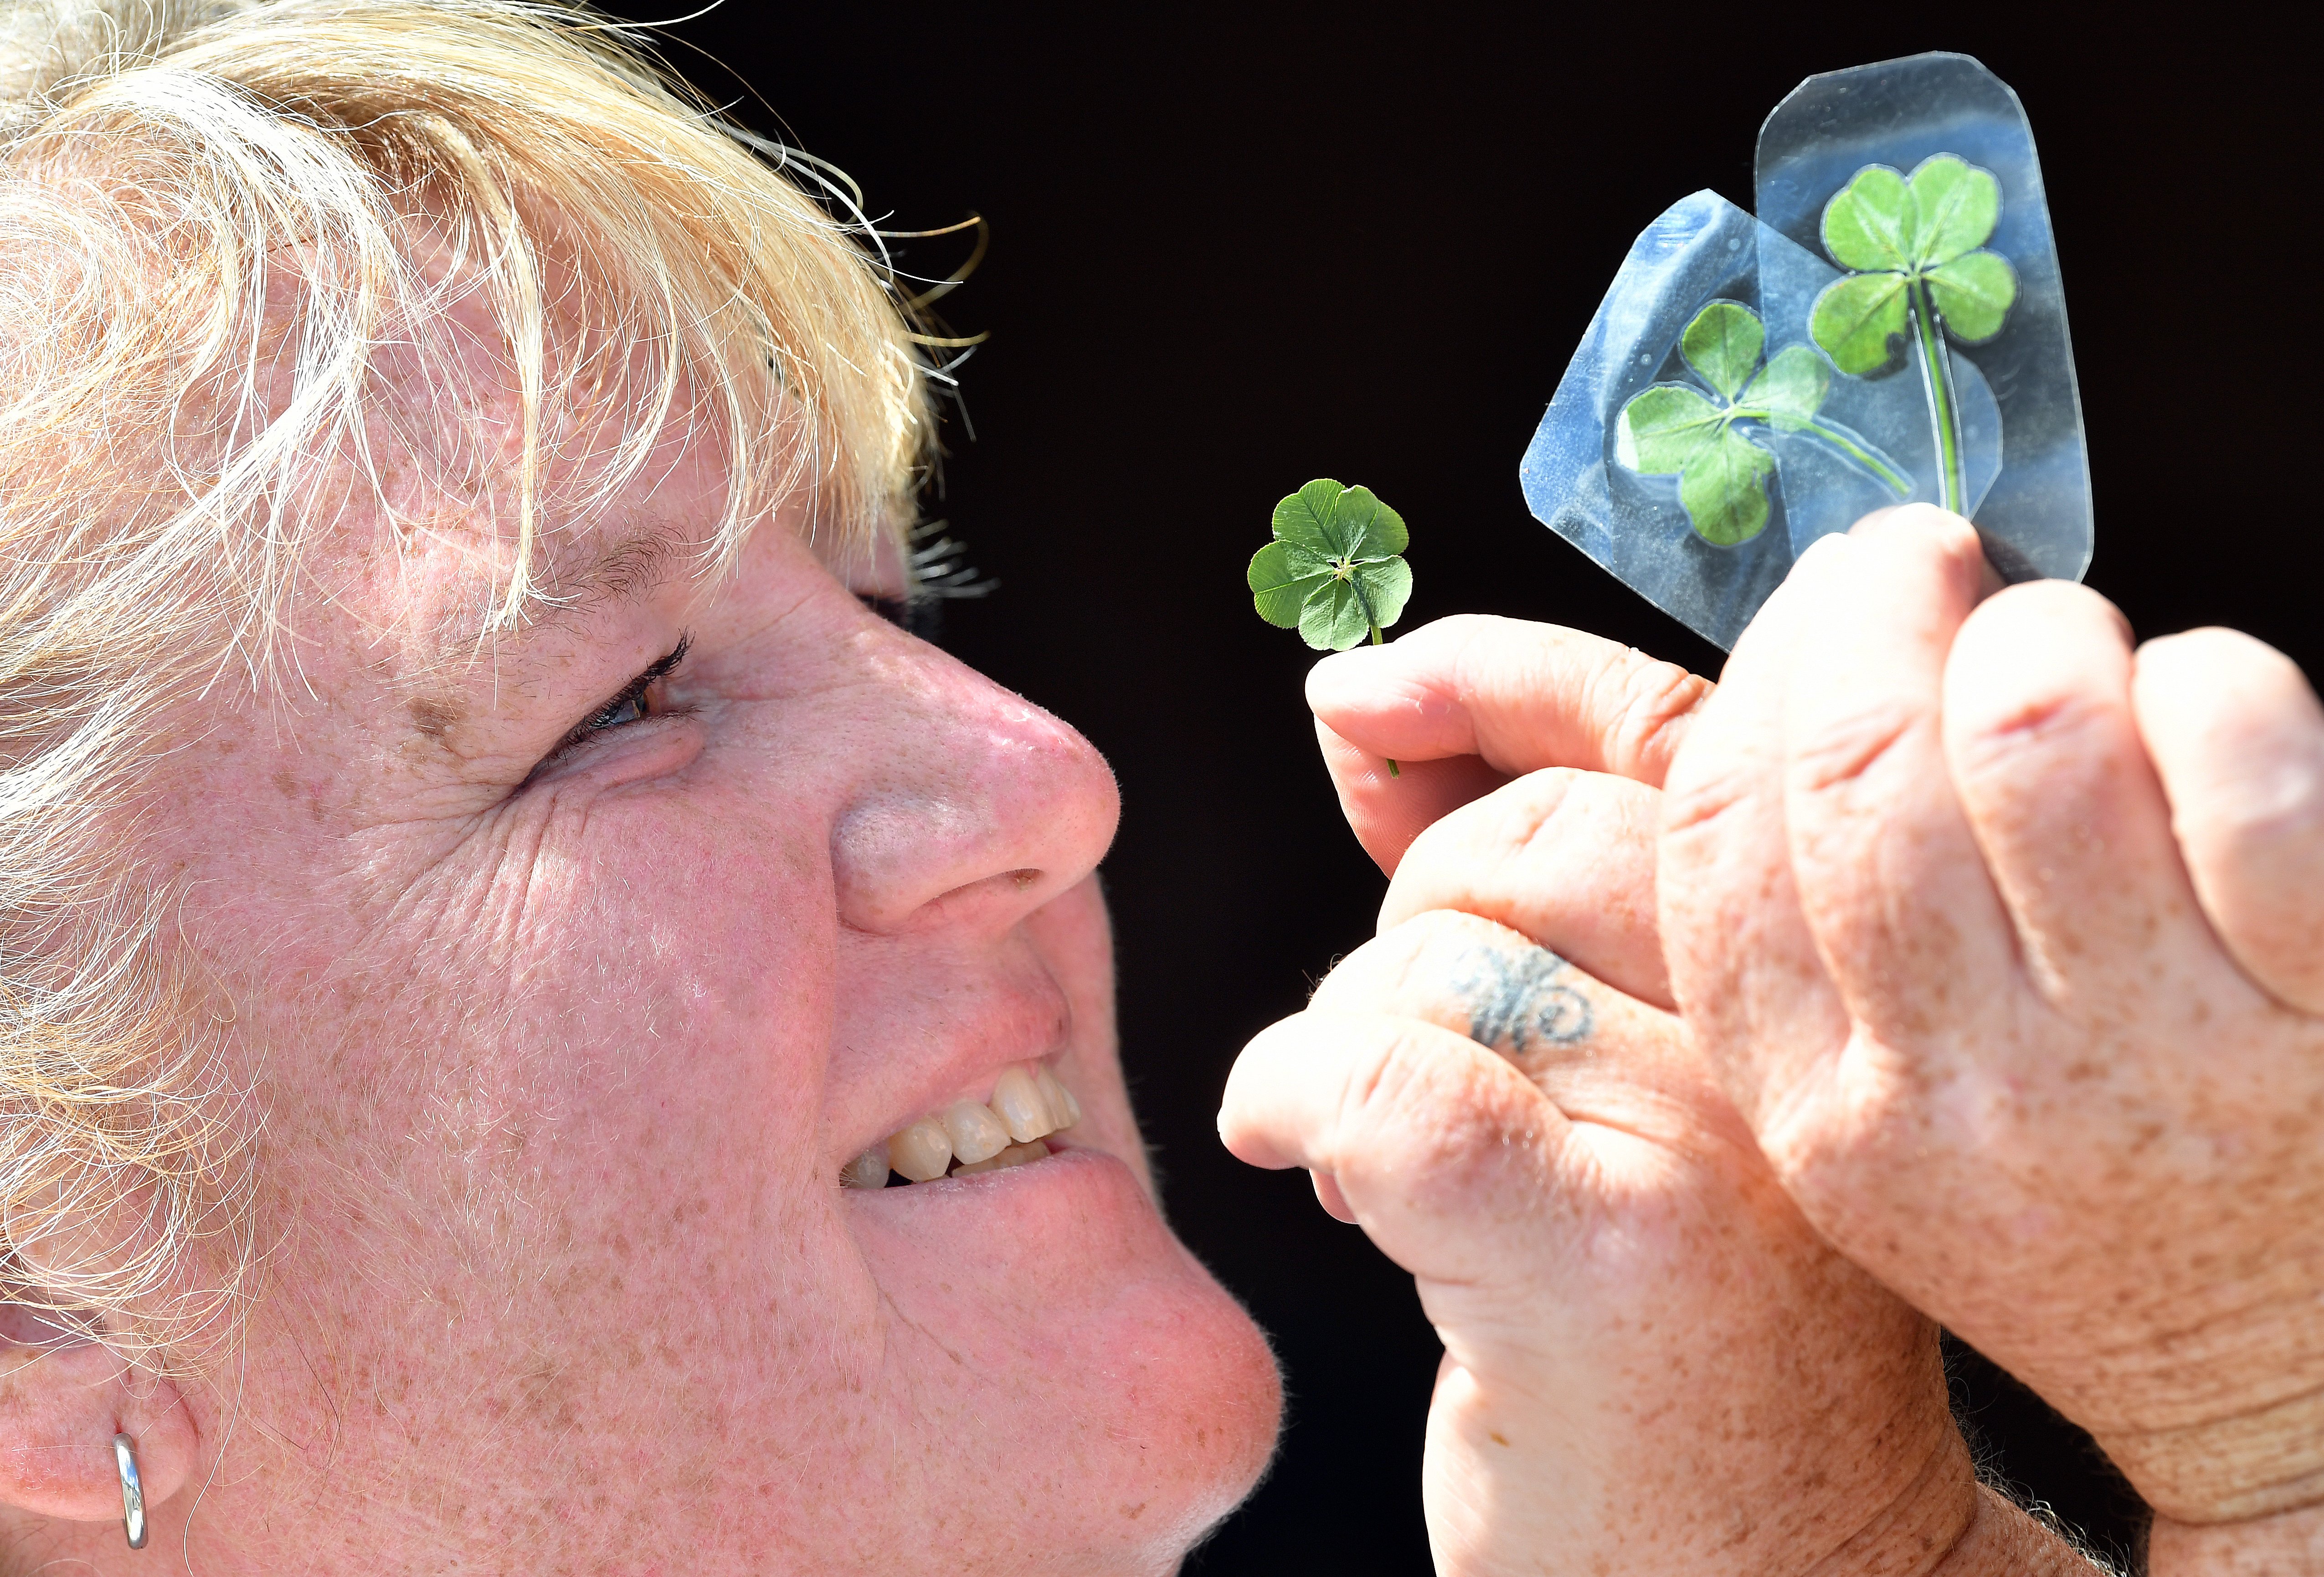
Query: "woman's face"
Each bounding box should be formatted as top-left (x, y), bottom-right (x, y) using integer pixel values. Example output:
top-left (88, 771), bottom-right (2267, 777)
top-left (150, 420), bottom-right (1280, 1572)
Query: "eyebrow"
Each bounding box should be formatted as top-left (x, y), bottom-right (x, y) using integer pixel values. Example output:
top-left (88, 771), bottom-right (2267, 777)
top-left (438, 524), bottom-right (689, 665)
top-left (568, 528), bottom-right (686, 611)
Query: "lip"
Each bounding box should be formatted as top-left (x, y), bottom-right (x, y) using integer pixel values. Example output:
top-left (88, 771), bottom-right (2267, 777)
top-left (843, 1143), bottom-right (1147, 1246)
top-left (833, 980), bottom-right (1077, 1167)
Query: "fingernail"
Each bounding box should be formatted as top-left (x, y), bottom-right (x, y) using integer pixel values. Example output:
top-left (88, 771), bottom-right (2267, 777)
top-left (1850, 501), bottom-right (1971, 539)
top-left (1305, 643), bottom-right (1395, 709)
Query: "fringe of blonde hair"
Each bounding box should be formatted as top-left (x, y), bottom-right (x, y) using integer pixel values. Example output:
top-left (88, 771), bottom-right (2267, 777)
top-left (0, 0), bottom-right (935, 1360)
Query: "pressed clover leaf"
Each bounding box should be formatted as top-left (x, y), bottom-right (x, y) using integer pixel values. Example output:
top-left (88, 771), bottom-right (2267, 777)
top-left (1748, 344), bottom-right (1830, 430)
top-left (1615, 301), bottom-right (1906, 547)
top-left (1809, 153), bottom-right (2018, 514)
top-left (1680, 297), bottom-right (1764, 401)
top-left (1250, 478), bottom-right (1414, 775)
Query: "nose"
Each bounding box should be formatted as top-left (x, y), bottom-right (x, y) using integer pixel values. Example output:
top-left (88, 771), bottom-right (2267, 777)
top-left (830, 638), bottom-right (1121, 937)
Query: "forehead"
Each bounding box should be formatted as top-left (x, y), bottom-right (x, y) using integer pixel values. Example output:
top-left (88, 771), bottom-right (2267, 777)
top-left (283, 220), bottom-right (894, 688)
top-left (315, 430), bottom-right (889, 704)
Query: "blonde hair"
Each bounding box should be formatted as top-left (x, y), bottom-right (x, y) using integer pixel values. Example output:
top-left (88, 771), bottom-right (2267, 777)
top-left (0, 0), bottom-right (936, 1355)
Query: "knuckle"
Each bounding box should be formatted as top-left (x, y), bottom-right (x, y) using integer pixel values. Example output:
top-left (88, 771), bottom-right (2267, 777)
top-left (1660, 753), bottom-right (1761, 842)
top-left (1335, 1019), bottom-right (1444, 1136)
top-left (1996, 575), bottom-right (2123, 630)
top-left (1462, 768), bottom-right (1583, 870)
top-left (2178, 775), bottom-right (2324, 871)
top-left (1340, 1022), bottom-right (1537, 1188)
top-left (1312, 916), bottom-right (1487, 1016)
top-left (1308, 934), bottom-right (1402, 1012)
top-left (1390, 770), bottom-right (1588, 912)
top-left (1595, 650), bottom-right (1713, 781)
top-left (1867, 500), bottom-right (1983, 560)
top-left (1785, 700), bottom-right (1924, 797)
top-left (2140, 623), bottom-right (2270, 674)
top-left (1944, 679), bottom-right (2115, 786)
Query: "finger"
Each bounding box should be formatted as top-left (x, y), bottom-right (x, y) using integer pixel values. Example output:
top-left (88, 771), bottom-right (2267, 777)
top-left (1379, 767), bottom-right (1671, 1008)
top-left (1219, 1006), bottom-right (1571, 1290)
top-left (1658, 536), bottom-right (1854, 1140)
top-left (1306, 910), bottom-right (1731, 1165)
top-left (2133, 628), bottom-right (2324, 1013)
top-left (1308, 612), bottom-right (1711, 800)
top-left (1779, 506), bottom-right (2020, 1054)
top-left (1316, 716), bottom-right (1511, 876)
top-left (1942, 586), bottom-right (2257, 1007)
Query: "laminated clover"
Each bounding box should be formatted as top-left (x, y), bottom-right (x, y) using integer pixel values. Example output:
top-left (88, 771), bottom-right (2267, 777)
top-left (1616, 301), bottom-right (1907, 546)
top-left (1808, 153), bottom-right (2018, 513)
top-left (1809, 154), bottom-right (2019, 375)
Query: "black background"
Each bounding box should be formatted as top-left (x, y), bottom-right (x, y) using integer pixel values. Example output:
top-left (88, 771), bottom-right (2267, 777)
top-left (605, 5), bottom-right (2309, 1571)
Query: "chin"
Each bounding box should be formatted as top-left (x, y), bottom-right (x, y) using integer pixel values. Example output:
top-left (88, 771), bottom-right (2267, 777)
top-left (848, 1144), bottom-right (1283, 1572)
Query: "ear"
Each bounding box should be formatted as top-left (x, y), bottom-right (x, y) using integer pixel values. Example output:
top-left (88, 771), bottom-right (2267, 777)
top-left (0, 1304), bottom-right (196, 1525)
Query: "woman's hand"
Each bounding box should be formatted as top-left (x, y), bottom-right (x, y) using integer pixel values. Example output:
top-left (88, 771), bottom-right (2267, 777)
top-left (1224, 639), bottom-right (2093, 1573)
top-left (1655, 507), bottom-right (2324, 1543)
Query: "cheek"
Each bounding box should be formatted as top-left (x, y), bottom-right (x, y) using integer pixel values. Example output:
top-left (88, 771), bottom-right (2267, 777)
top-left (245, 781), bottom-right (876, 1387)
top-left (528, 790), bottom-right (841, 1232)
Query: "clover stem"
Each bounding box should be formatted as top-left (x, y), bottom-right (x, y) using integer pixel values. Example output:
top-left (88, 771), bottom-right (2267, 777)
top-left (1800, 418), bottom-right (1912, 496)
top-left (1908, 275), bottom-right (1968, 514)
top-left (1353, 583), bottom-right (1400, 778)
top-left (1732, 404), bottom-right (1913, 497)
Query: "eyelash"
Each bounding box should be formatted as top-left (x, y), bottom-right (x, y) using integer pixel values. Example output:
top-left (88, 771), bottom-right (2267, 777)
top-left (542, 634), bottom-right (693, 765)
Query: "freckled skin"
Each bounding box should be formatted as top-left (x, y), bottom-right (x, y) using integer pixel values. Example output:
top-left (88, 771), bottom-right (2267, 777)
top-left (1659, 509), bottom-right (2324, 1545)
top-left (3, 428), bottom-right (1278, 1572)
top-left (406, 693), bottom-right (462, 740)
top-left (1226, 911), bottom-right (2087, 1576)
top-left (1272, 609), bottom-right (2094, 1575)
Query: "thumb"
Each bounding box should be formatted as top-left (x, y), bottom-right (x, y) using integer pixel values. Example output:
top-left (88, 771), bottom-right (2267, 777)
top-left (1219, 1005), bottom-right (1572, 1294)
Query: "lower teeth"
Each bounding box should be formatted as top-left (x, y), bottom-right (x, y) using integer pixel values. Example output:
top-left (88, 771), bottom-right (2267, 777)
top-left (947, 1138), bottom-right (1052, 1178)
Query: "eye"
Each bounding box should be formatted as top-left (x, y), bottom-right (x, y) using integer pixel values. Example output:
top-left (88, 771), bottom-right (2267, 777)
top-left (535, 634), bottom-right (692, 773)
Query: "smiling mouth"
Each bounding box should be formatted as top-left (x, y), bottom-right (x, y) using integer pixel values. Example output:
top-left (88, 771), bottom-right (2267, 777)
top-left (841, 1062), bottom-right (1084, 1190)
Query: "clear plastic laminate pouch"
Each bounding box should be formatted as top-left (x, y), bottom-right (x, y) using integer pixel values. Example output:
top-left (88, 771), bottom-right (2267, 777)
top-left (1520, 52), bottom-right (2092, 650)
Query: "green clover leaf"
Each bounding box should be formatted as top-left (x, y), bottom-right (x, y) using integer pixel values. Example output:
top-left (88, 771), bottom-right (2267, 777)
top-left (1679, 299), bottom-right (1764, 402)
top-left (1613, 385), bottom-right (1723, 473)
top-left (1249, 480), bottom-right (1412, 652)
top-left (1616, 302), bottom-right (1907, 548)
top-left (1803, 272), bottom-right (1908, 380)
top-left (1819, 164), bottom-right (1914, 272)
top-left (1742, 343), bottom-right (1831, 432)
top-left (1679, 430), bottom-right (1776, 546)
top-left (1924, 250), bottom-right (2016, 341)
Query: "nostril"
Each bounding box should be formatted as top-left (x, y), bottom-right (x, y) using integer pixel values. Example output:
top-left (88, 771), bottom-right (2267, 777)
top-left (869, 865), bottom-right (1054, 935)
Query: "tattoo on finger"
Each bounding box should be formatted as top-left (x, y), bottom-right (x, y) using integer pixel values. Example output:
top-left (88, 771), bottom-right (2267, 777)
top-left (1451, 944), bottom-right (1594, 1055)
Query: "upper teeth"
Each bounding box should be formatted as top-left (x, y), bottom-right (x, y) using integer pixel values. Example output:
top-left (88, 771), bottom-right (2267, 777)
top-left (841, 1062), bottom-right (1082, 1189)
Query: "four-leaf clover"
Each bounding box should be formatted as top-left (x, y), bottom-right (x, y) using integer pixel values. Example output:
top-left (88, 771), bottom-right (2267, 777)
top-left (1248, 479), bottom-right (1413, 651)
top-left (1808, 153), bottom-right (2016, 513)
top-left (1809, 154), bottom-right (2019, 374)
top-left (1615, 301), bottom-right (1907, 546)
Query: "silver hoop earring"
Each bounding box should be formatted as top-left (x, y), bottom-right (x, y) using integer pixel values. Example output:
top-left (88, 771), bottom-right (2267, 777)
top-left (113, 1432), bottom-right (146, 1550)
